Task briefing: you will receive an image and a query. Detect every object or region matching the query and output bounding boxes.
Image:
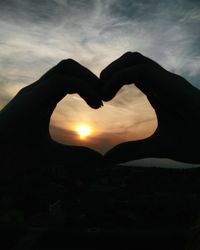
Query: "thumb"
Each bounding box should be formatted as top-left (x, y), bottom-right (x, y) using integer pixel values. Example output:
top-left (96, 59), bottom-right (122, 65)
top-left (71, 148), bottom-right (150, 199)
top-left (104, 137), bottom-right (160, 165)
top-left (43, 140), bottom-right (105, 175)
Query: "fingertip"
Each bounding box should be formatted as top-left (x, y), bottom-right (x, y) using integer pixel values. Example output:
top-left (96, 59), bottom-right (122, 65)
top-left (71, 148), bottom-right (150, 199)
top-left (78, 87), bottom-right (103, 109)
top-left (104, 154), bottom-right (117, 165)
top-left (104, 146), bottom-right (124, 165)
top-left (101, 87), bottom-right (116, 102)
top-left (101, 96), bottom-right (113, 102)
top-left (104, 138), bottom-right (159, 164)
top-left (85, 95), bottom-right (103, 109)
top-left (89, 101), bottom-right (103, 109)
top-left (104, 141), bottom-right (142, 164)
top-left (82, 147), bottom-right (105, 167)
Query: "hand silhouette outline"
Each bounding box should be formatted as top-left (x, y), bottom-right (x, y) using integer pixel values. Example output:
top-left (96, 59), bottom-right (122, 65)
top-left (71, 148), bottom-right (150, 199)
top-left (0, 59), bottom-right (103, 170)
top-left (1, 52), bottom-right (200, 169)
top-left (100, 52), bottom-right (200, 164)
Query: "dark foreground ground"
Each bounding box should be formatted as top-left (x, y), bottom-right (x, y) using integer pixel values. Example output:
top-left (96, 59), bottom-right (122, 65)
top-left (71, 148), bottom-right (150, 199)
top-left (1, 164), bottom-right (200, 249)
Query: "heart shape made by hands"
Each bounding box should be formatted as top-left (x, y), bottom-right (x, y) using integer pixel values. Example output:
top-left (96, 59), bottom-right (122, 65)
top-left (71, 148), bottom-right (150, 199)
top-left (1, 51), bottom-right (200, 170)
top-left (50, 51), bottom-right (200, 165)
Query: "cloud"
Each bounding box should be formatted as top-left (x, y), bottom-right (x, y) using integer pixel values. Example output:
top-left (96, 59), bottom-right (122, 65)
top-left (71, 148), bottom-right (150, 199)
top-left (1, 0), bottom-right (200, 81)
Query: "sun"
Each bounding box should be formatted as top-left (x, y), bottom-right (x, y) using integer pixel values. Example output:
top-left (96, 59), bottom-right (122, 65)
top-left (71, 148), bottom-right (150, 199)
top-left (75, 125), bottom-right (92, 140)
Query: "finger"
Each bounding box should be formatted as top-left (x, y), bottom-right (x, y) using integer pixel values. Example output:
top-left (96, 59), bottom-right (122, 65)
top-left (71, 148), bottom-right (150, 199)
top-left (100, 52), bottom-right (200, 114)
top-left (27, 59), bottom-right (102, 108)
top-left (101, 64), bottom-right (152, 101)
top-left (100, 51), bottom-right (159, 83)
top-left (101, 62), bottom-right (198, 114)
top-left (33, 74), bottom-right (103, 109)
top-left (45, 59), bottom-right (101, 91)
top-left (104, 137), bottom-right (162, 165)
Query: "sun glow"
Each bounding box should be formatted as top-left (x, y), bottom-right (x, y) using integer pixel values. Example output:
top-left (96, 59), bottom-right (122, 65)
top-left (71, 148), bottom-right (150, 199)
top-left (75, 125), bottom-right (93, 140)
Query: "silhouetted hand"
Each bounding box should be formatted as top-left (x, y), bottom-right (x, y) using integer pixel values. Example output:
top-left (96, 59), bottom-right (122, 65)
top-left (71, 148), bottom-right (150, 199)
top-left (0, 59), bottom-right (103, 171)
top-left (100, 52), bottom-right (200, 164)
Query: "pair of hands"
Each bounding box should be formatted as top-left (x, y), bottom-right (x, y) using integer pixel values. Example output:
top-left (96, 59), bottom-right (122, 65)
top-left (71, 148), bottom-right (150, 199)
top-left (1, 52), bottom-right (200, 171)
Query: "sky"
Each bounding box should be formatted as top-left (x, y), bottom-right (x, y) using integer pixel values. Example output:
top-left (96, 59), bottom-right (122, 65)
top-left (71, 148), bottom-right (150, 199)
top-left (0, 0), bottom-right (200, 167)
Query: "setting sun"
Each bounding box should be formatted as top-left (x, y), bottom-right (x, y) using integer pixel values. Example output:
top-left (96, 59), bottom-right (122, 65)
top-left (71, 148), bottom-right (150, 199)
top-left (75, 125), bottom-right (92, 140)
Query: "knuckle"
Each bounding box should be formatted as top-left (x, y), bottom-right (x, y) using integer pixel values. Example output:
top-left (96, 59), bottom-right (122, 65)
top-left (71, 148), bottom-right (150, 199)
top-left (122, 51), bottom-right (143, 61)
top-left (123, 51), bottom-right (133, 57)
top-left (120, 51), bottom-right (133, 60)
top-left (58, 58), bottom-right (76, 67)
top-left (131, 51), bottom-right (143, 58)
top-left (132, 51), bottom-right (142, 56)
top-left (17, 85), bottom-right (31, 96)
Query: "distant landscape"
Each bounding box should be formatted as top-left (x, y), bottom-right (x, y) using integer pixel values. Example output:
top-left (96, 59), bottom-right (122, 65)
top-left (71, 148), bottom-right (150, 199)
top-left (1, 164), bottom-right (200, 249)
